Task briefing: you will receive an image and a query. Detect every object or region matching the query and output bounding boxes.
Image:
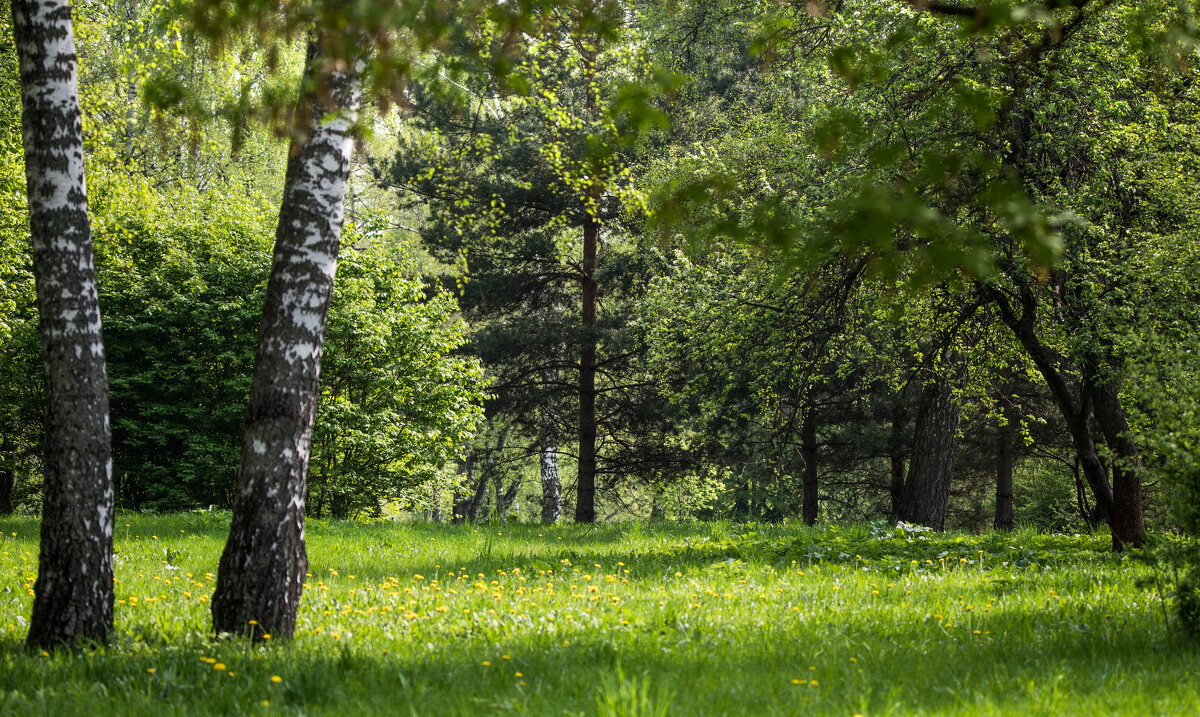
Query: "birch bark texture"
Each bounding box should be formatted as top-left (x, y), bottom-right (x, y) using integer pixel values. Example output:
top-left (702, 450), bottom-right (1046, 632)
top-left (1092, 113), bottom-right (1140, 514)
top-left (12, 0), bottom-right (115, 649)
top-left (211, 36), bottom-right (363, 640)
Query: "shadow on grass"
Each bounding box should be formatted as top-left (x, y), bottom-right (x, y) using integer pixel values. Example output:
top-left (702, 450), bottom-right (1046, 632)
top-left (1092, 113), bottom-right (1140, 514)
top-left (0, 599), bottom-right (1195, 716)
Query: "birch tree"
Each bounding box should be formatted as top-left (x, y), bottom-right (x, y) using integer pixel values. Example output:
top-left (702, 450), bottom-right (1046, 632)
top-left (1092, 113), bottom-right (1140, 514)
top-left (11, 0), bottom-right (114, 648)
top-left (210, 34), bottom-right (363, 640)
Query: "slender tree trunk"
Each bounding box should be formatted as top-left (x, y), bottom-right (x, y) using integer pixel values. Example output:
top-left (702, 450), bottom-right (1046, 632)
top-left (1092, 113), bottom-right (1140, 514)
top-left (211, 36), bottom-right (362, 641)
top-left (576, 215), bottom-right (598, 522)
top-left (496, 476), bottom-right (521, 520)
top-left (540, 441), bottom-right (561, 524)
top-left (430, 488), bottom-right (442, 523)
top-left (13, 0), bottom-right (114, 649)
top-left (575, 44), bottom-right (600, 524)
top-left (1086, 367), bottom-right (1145, 549)
top-left (900, 370), bottom-right (960, 530)
top-left (888, 402), bottom-right (908, 521)
top-left (801, 407), bottom-right (818, 526)
top-left (468, 463), bottom-right (489, 523)
top-left (452, 458), bottom-right (476, 524)
top-left (983, 284), bottom-right (1115, 526)
top-left (0, 468), bottom-right (13, 516)
top-left (994, 395), bottom-right (1016, 531)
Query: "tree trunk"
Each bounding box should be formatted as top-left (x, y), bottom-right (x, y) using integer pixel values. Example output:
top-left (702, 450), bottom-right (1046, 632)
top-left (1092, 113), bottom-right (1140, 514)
top-left (430, 487), bottom-right (442, 523)
top-left (1086, 368), bottom-right (1145, 550)
top-left (452, 458), bottom-right (476, 524)
top-left (13, 0), bottom-right (115, 650)
top-left (540, 441), bottom-right (561, 524)
top-left (983, 284), bottom-right (1115, 526)
top-left (900, 371), bottom-right (960, 531)
top-left (211, 36), bottom-right (362, 641)
top-left (468, 463), bottom-right (489, 523)
top-left (0, 467), bottom-right (14, 516)
top-left (888, 403), bottom-right (908, 521)
top-left (994, 395), bottom-right (1016, 531)
top-left (801, 407), bottom-right (818, 526)
top-left (576, 215), bottom-right (598, 523)
top-left (496, 476), bottom-right (521, 520)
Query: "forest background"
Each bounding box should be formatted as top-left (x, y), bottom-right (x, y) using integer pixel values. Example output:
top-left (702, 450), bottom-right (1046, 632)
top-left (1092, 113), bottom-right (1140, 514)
top-left (2, 0), bottom-right (1199, 548)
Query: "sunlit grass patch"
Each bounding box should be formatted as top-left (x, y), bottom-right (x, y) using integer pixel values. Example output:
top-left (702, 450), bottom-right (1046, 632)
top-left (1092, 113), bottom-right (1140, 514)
top-left (0, 515), bottom-right (1196, 715)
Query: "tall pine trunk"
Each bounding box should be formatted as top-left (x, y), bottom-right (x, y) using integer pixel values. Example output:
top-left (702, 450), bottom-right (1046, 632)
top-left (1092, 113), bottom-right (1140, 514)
top-left (211, 36), bottom-right (362, 640)
top-left (13, 0), bottom-right (115, 649)
top-left (576, 216), bottom-right (598, 522)
top-left (900, 370), bottom-right (960, 531)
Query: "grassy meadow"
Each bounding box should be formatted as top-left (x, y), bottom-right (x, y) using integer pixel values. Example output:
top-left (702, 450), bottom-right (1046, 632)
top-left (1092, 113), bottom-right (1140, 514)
top-left (0, 514), bottom-right (1197, 715)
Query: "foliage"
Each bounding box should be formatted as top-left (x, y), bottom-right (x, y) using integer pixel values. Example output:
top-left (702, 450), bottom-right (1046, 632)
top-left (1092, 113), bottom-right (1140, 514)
top-left (1, 515), bottom-right (1198, 714)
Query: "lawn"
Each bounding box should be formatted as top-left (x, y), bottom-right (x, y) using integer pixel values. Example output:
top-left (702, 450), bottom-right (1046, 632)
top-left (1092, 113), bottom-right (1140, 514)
top-left (0, 514), bottom-right (1196, 715)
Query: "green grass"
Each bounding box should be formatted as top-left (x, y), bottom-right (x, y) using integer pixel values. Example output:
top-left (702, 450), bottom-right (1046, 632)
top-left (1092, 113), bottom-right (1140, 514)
top-left (0, 514), bottom-right (1196, 715)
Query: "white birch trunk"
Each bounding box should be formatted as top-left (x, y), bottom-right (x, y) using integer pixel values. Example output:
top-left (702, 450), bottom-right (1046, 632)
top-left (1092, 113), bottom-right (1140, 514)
top-left (12, 0), bottom-right (115, 649)
top-left (211, 35), bottom-right (363, 640)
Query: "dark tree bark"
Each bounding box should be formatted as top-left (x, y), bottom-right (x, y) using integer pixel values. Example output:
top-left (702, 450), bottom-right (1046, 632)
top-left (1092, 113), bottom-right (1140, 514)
top-left (0, 466), bottom-right (14, 516)
top-left (888, 402), bottom-right (909, 521)
top-left (1086, 366), bottom-right (1145, 549)
top-left (211, 36), bottom-right (362, 641)
top-left (994, 394), bottom-right (1016, 531)
top-left (899, 370), bottom-right (961, 530)
top-left (13, 0), bottom-right (115, 649)
top-left (801, 407), bottom-right (818, 526)
top-left (982, 284), bottom-right (1115, 527)
top-left (576, 214), bottom-right (598, 523)
top-left (451, 458), bottom-right (479, 524)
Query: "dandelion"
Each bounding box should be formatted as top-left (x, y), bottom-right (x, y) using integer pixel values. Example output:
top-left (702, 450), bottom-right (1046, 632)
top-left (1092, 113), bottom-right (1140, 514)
top-left (213, 663), bottom-right (226, 671)
top-left (262, 634), bottom-right (271, 640)
top-left (146, 668), bottom-right (156, 674)
top-left (271, 675), bottom-right (283, 683)
top-left (482, 660), bottom-right (491, 666)
top-left (515, 672), bottom-right (523, 678)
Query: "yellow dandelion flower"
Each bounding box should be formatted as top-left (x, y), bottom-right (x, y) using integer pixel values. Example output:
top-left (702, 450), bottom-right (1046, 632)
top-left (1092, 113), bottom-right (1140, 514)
top-left (481, 661), bottom-right (491, 666)
top-left (271, 675), bottom-right (282, 683)
top-left (146, 668), bottom-right (156, 674)
top-left (213, 663), bottom-right (226, 671)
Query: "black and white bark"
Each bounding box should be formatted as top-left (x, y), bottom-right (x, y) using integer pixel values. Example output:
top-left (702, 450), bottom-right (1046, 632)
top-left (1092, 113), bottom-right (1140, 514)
top-left (540, 441), bottom-right (561, 523)
top-left (13, 0), bottom-right (114, 649)
top-left (899, 368), bottom-right (961, 531)
top-left (211, 36), bottom-right (363, 641)
top-left (540, 367), bottom-right (562, 523)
